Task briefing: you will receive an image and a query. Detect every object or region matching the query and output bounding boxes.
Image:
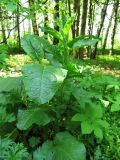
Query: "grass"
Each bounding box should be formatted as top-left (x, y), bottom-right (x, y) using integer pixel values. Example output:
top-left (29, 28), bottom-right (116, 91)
top-left (83, 55), bottom-right (120, 76)
top-left (1, 54), bottom-right (120, 77)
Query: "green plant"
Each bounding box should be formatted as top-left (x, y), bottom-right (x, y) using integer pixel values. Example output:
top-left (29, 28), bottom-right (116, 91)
top-left (0, 45), bottom-right (8, 68)
top-left (0, 137), bottom-right (29, 160)
top-left (40, 14), bottom-right (99, 68)
top-left (0, 15), bottom-right (120, 159)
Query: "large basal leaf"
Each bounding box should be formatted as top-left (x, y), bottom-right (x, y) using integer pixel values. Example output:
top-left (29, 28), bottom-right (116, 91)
top-left (17, 108), bottom-right (53, 130)
top-left (33, 141), bottom-right (54, 160)
top-left (0, 77), bottom-right (23, 93)
top-left (22, 64), bottom-right (67, 104)
top-left (33, 132), bottom-right (86, 160)
top-left (21, 35), bottom-right (44, 62)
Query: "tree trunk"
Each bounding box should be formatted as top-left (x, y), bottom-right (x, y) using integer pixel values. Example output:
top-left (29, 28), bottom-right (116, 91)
top-left (68, 0), bottom-right (71, 17)
top-left (53, 0), bottom-right (59, 44)
top-left (91, 3), bottom-right (95, 35)
top-left (87, 0), bottom-right (93, 36)
top-left (0, 7), bottom-right (7, 44)
top-left (44, 5), bottom-right (48, 28)
top-left (87, 0), bottom-right (93, 57)
top-left (23, 20), bottom-right (26, 35)
top-left (28, 0), bottom-right (39, 35)
top-left (80, 0), bottom-right (88, 35)
top-left (44, 4), bottom-right (48, 36)
top-left (78, 0), bottom-right (88, 59)
top-left (103, 5), bottom-right (114, 50)
top-left (72, 0), bottom-right (81, 38)
top-left (73, 0), bottom-right (81, 37)
top-left (16, 4), bottom-right (21, 52)
top-left (28, 20), bottom-right (32, 33)
top-left (72, 0), bottom-right (77, 39)
top-left (109, 0), bottom-right (119, 55)
top-left (91, 0), bottom-right (109, 59)
top-left (71, 0), bottom-right (81, 58)
top-left (76, 0), bottom-right (81, 37)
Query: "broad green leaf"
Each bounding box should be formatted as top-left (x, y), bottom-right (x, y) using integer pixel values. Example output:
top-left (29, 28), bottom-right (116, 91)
top-left (63, 16), bottom-right (75, 35)
top-left (72, 87), bottom-right (92, 108)
top-left (111, 103), bottom-right (120, 112)
top-left (67, 35), bottom-right (85, 48)
top-left (68, 35), bottom-right (100, 49)
top-left (96, 120), bottom-right (109, 129)
top-left (33, 132), bottom-right (86, 160)
top-left (72, 104), bottom-right (105, 138)
top-left (32, 36), bottom-right (59, 55)
top-left (81, 121), bottom-right (93, 134)
top-left (33, 141), bottom-right (54, 160)
top-left (21, 35), bottom-right (44, 62)
top-left (73, 39), bottom-right (99, 49)
top-left (72, 104), bottom-right (103, 123)
top-left (72, 113), bottom-right (84, 121)
top-left (94, 128), bottom-right (103, 139)
top-left (22, 64), bottom-right (67, 104)
top-left (0, 77), bottom-right (23, 93)
top-left (45, 54), bottom-right (62, 67)
top-left (17, 108), bottom-right (53, 130)
top-left (41, 27), bottom-right (63, 41)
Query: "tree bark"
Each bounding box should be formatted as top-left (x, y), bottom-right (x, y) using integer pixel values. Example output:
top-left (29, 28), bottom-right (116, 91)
top-left (16, 4), bottom-right (21, 52)
top-left (28, 0), bottom-right (39, 35)
top-left (53, 0), bottom-right (59, 44)
top-left (76, 0), bottom-right (81, 37)
top-left (109, 0), bottom-right (119, 55)
top-left (44, 5), bottom-right (48, 29)
top-left (0, 7), bottom-right (7, 44)
top-left (87, 0), bottom-right (93, 57)
top-left (72, 0), bottom-right (77, 39)
top-left (103, 5), bottom-right (114, 50)
top-left (78, 0), bottom-right (88, 59)
top-left (80, 0), bottom-right (88, 35)
top-left (68, 0), bottom-right (71, 17)
top-left (91, 0), bottom-right (109, 59)
top-left (28, 20), bottom-right (32, 33)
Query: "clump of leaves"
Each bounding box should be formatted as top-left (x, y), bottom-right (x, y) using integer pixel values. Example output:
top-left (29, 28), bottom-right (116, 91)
top-left (0, 13), bottom-right (120, 160)
top-left (0, 137), bottom-right (29, 160)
